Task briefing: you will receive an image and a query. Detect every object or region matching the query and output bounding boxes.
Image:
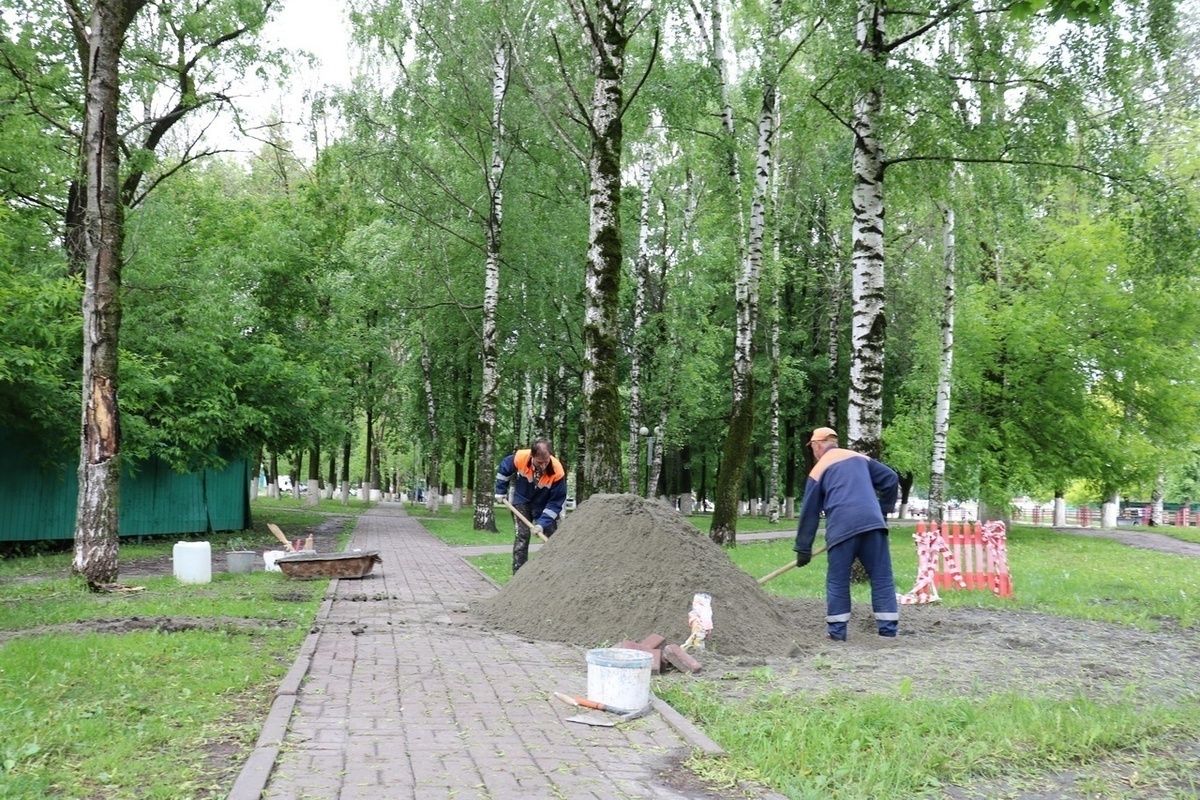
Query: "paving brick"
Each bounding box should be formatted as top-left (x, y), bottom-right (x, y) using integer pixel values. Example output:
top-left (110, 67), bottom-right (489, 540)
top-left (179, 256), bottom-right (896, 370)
top-left (638, 633), bottom-right (667, 651)
top-left (661, 643), bottom-right (702, 674)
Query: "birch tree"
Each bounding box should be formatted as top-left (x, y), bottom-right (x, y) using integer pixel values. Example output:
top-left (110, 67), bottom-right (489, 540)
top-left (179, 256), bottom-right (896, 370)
top-left (566, 0), bottom-right (656, 496)
top-left (927, 199), bottom-right (955, 524)
top-left (72, 0), bottom-right (141, 587)
top-left (63, 0), bottom-right (277, 586)
top-left (710, 0), bottom-right (785, 545)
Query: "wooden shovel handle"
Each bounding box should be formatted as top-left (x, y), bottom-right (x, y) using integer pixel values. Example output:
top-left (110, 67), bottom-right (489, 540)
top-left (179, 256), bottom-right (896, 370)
top-left (757, 545), bottom-right (827, 585)
top-left (267, 523), bottom-right (297, 552)
top-left (500, 497), bottom-right (550, 542)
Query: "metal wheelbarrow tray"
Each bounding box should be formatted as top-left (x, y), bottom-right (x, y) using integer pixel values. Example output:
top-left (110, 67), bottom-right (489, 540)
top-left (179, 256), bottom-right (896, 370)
top-left (276, 551), bottom-right (382, 580)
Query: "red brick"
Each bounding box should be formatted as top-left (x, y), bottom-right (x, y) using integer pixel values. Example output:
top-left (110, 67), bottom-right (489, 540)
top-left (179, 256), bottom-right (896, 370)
top-left (618, 639), bottom-right (662, 674)
top-left (662, 643), bottom-right (702, 674)
top-left (638, 633), bottom-right (667, 651)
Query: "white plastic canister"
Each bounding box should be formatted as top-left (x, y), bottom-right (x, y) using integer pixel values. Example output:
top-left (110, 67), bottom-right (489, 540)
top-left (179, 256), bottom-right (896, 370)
top-left (173, 541), bottom-right (212, 584)
top-left (586, 647), bottom-right (652, 710)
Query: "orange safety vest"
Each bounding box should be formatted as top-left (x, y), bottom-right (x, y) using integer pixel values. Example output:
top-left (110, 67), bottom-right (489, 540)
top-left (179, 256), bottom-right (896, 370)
top-left (513, 450), bottom-right (566, 489)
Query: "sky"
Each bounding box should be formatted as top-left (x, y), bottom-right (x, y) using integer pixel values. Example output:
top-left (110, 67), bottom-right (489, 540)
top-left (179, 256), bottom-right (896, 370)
top-left (240, 0), bottom-right (357, 157)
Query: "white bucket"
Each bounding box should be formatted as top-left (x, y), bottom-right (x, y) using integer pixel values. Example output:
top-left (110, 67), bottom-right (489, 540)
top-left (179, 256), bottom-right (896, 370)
top-left (173, 541), bottom-right (212, 584)
top-left (586, 648), bottom-right (652, 710)
top-left (262, 550), bottom-right (287, 572)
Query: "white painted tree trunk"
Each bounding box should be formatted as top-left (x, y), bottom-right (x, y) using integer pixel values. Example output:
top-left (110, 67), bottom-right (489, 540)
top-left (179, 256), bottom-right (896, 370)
top-left (847, 0), bottom-right (887, 458)
top-left (1152, 473), bottom-right (1165, 525)
top-left (929, 201), bottom-right (956, 524)
top-left (1102, 492), bottom-right (1119, 529)
top-left (1054, 495), bottom-right (1067, 526)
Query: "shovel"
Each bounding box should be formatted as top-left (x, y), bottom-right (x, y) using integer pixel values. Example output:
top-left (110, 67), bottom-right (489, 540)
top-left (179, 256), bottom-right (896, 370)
top-left (500, 498), bottom-right (550, 542)
top-left (757, 545), bottom-right (828, 584)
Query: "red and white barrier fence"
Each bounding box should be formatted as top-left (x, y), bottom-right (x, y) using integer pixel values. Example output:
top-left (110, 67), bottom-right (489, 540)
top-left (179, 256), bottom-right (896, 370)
top-left (897, 520), bottom-right (1013, 605)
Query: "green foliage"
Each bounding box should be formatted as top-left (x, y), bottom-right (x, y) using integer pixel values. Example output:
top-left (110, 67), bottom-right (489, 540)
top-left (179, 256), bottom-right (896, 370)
top-left (1009, 0), bottom-right (1114, 24)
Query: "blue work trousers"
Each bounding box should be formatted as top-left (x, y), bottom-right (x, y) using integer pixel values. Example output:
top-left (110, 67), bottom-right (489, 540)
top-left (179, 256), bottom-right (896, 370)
top-left (825, 529), bottom-right (898, 639)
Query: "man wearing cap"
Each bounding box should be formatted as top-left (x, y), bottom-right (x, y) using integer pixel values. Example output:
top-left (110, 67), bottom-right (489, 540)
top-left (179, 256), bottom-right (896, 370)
top-left (794, 427), bottom-right (900, 640)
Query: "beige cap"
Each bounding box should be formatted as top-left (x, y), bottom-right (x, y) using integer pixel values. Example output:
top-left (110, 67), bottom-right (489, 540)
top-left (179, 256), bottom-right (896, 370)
top-left (806, 426), bottom-right (838, 445)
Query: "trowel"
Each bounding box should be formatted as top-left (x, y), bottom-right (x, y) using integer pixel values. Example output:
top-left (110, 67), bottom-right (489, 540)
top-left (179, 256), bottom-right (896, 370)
top-left (566, 704), bottom-right (652, 727)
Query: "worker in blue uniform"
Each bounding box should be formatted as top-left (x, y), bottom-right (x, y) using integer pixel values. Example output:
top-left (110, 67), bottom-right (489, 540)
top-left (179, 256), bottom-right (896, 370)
top-left (495, 438), bottom-right (568, 574)
top-left (794, 427), bottom-right (900, 640)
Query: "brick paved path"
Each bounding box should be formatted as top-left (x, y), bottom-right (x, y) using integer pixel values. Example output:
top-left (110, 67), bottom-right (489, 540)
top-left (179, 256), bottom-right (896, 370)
top-left (230, 502), bottom-right (779, 800)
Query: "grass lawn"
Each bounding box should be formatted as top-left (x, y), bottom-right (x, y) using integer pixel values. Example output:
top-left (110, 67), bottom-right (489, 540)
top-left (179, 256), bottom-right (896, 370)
top-left (0, 509), bottom-right (351, 799)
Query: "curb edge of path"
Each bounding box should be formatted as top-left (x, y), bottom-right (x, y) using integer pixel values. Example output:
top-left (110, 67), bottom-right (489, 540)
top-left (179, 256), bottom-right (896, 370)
top-left (226, 580), bottom-right (337, 800)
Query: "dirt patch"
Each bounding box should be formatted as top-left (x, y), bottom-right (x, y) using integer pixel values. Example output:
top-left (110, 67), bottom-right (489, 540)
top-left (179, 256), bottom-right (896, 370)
top-left (473, 494), bottom-right (800, 656)
top-left (0, 615), bottom-right (296, 646)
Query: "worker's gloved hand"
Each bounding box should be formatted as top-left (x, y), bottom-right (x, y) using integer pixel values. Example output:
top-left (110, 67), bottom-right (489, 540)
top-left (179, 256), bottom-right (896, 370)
top-left (795, 551), bottom-right (812, 568)
top-left (493, 493), bottom-right (505, 503)
top-left (530, 524), bottom-right (544, 539)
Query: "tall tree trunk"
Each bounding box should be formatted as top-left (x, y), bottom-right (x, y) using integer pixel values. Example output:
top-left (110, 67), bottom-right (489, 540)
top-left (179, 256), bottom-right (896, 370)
top-left (575, 0), bottom-right (630, 497)
top-left (306, 444), bottom-right (320, 507)
top-left (1151, 473), bottom-right (1165, 525)
top-left (929, 200), bottom-right (956, 524)
top-left (846, 0), bottom-right (887, 459)
top-left (369, 429), bottom-right (382, 499)
top-left (340, 436), bottom-right (351, 505)
top-left (364, 404), bottom-right (375, 495)
top-left (767, 94), bottom-right (783, 525)
top-left (421, 331), bottom-right (441, 514)
top-left (473, 39), bottom-right (508, 532)
top-left (73, 0), bottom-right (135, 588)
top-left (711, 0), bottom-right (779, 545)
top-left (628, 157), bottom-right (653, 495)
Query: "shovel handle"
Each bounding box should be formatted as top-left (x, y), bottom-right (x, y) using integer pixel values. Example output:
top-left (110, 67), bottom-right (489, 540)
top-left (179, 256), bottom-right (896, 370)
top-left (501, 497), bottom-right (550, 542)
top-left (267, 523), bottom-right (297, 552)
top-left (554, 692), bottom-right (637, 715)
top-left (757, 545), bottom-right (827, 585)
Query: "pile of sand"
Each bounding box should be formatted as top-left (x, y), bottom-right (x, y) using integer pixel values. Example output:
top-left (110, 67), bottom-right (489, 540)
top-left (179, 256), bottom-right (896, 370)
top-left (472, 493), bottom-right (803, 656)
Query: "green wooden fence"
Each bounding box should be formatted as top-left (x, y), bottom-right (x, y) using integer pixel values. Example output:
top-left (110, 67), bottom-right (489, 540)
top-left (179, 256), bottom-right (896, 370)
top-left (0, 430), bottom-right (251, 541)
